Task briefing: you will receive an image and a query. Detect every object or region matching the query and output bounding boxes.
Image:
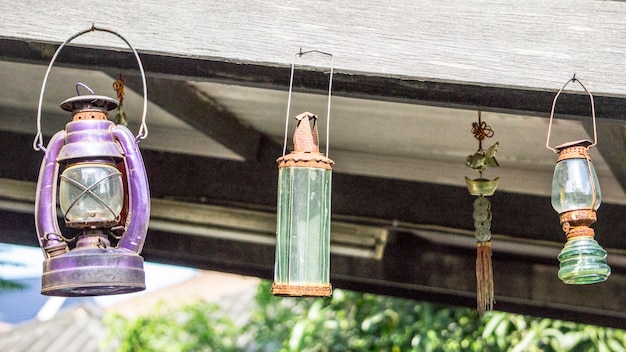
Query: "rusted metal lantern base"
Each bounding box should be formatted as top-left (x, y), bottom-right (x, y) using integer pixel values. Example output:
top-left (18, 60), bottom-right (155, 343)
top-left (271, 283), bottom-right (332, 297)
top-left (41, 248), bottom-right (145, 297)
top-left (560, 209), bottom-right (596, 230)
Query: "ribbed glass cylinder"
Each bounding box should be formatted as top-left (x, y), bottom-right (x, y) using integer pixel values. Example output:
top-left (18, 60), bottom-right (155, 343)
top-left (275, 166), bottom-right (332, 287)
top-left (551, 158), bottom-right (601, 214)
top-left (557, 236), bottom-right (611, 284)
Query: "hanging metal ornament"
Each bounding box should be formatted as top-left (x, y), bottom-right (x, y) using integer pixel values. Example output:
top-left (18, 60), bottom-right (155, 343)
top-left (465, 111), bottom-right (499, 315)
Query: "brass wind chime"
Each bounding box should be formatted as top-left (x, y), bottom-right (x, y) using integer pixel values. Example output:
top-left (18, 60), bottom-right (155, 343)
top-left (465, 111), bottom-right (499, 315)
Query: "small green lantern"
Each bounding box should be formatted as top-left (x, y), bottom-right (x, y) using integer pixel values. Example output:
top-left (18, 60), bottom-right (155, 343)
top-left (551, 141), bottom-right (609, 284)
top-left (272, 112), bottom-right (334, 297)
top-left (546, 76), bottom-right (610, 285)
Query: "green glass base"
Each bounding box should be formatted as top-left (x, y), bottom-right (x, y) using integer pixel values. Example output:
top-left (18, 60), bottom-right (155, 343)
top-left (557, 236), bottom-right (611, 284)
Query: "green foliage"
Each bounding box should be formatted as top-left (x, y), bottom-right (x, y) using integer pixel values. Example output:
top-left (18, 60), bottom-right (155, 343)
top-left (246, 281), bottom-right (626, 352)
top-left (477, 311), bottom-right (626, 352)
top-left (103, 301), bottom-right (239, 352)
top-left (105, 279), bottom-right (626, 352)
top-left (246, 281), bottom-right (485, 352)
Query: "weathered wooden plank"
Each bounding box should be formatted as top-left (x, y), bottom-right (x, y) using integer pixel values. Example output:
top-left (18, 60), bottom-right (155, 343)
top-left (120, 74), bottom-right (266, 161)
top-left (3, 129), bottom-right (624, 251)
top-left (2, 0), bottom-right (626, 95)
top-left (3, 37), bottom-right (626, 121)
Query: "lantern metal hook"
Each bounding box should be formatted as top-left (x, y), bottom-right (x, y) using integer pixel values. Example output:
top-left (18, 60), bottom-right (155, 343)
top-left (34, 25), bottom-right (149, 152)
top-left (546, 75), bottom-right (597, 153)
top-left (75, 82), bottom-right (95, 96)
top-left (282, 48), bottom-right (334, 157)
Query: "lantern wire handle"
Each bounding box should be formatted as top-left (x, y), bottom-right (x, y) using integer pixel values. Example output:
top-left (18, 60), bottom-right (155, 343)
top-left (282, 48), bottom-right (334, 157)
top-left (34, 24), bottom-right (149, 151)
top-left (546, 75), bottom-right (597, 153)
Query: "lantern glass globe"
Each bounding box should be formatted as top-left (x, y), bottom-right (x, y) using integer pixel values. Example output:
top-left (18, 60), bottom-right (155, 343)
top-left (59, 163), bottom-right (124, 228)
top-left (551, 158), bottom-right (601, 214)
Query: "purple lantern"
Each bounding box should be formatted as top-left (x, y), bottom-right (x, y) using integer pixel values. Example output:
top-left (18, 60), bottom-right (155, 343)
top-left (33, 26), bottom-right (150, 296)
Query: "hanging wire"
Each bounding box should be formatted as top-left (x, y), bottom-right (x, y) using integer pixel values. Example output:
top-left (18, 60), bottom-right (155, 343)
top-left (282, 48), bottom-right (335, 157)
top-left (546, 75), bottom-right (597, 153)
top-left (34, 24), bottom-right (149, 151)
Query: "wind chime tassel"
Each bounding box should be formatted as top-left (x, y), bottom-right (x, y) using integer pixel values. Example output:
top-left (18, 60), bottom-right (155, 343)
top-left (476, 240), bottom-right (494, 315)
top-left (466, 111), bottom-right (499, 315)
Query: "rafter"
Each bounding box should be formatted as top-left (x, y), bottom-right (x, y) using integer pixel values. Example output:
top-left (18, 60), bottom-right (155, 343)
top-left (3, 203), bottom-right (626, 329)
top-left (117, 74), bottom-right (266, 161)
top-left (3, 37), bottom-right (626, 120)
top-left (585, 120), bottom-right (626, 194)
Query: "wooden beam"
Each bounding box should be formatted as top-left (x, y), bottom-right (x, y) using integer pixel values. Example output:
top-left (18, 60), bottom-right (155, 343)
top-left (3, 0), bottom-right (626, 97)
top-left (141, 230), bottom-right (626, 330)
top-left (585, 120), bottom-right (626, 194)
top-left (3, 37), bottom-right (626, 120)
top-left (1, 130), bottom-right (625, 251)
top-left (3, 207), bottom-right (626, 329)
top-left (145, 229), bottom-right (626, 329)
top-left (134, 144), bottom-right (626, 251)
top-left (118, 73), bottom-right (267, 161)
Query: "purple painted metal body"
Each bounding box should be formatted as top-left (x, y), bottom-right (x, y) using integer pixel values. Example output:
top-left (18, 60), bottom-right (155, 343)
top-left (35, 94), bottom-right (150, 297)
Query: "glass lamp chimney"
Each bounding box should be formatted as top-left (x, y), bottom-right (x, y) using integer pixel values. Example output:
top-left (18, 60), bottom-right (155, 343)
top-left (272, 112), bottom-right (333, 297)
top-left (551, 141), bottom-right (601, 214)
top-left (59, 162), bottom-right (124, 227)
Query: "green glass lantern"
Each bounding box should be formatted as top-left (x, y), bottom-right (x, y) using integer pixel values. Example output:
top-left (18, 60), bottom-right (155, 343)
top-left (547, 77), bottom-right (610, 285)
top-left (272, 49), bottom-right (335, 297)
top-left (272, 112), bottom-right (334, 297)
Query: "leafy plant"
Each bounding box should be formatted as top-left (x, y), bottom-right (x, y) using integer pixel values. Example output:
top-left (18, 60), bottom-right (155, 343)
top-left (246, 280), bottom-right (626, 352)
top-left (245, 281), bottom-right (486, 352)
top-left (104, 279), bottom-right (626, 352)
top-left (104, 301), bottom-right (239, 352)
